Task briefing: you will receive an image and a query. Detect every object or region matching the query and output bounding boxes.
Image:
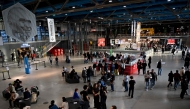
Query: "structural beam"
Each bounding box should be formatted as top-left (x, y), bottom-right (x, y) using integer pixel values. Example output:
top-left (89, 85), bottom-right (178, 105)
top-left (45, 0), bottom-right (57, 11)
top-left (91, 0), bottom-right (99, 5)
top-left (162, 4), bottom-right (183, 23)
top-left (33, 0), bottom-right (41, 13)
top-left (81, 13), bottom-right (90, 22)
top-left (36, 0), bottom-right (151, 18)
top-left (59, 0), bottom-right (70, 11)
top-left (61, 16), bottom-right (68, 23)
top-left (105, 10), bottom-right (116, 20)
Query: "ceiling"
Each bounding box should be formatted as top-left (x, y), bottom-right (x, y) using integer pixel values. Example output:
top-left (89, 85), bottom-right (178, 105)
top-left (0, 0), bottom-right (190, 25)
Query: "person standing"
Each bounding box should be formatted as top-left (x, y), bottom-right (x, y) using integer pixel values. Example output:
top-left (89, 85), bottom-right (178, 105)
top-left (98, 61), bottom-right (103, 73)
top-left (148, 56), bottom-right (151, 69)
top-left (180, 67), bottom-right (185, 79)
top-left (162, 46), bottom-right (165, 54)
top-left (137, 59), bottom-right (142, 75)
top-left (142, 60), bottom-right (147, 75)
top-left (100, 86), bottom-right (107, 109)
top-left (87, 66), bottom-right (92, 81)
top-left (92, 83), bottom-right (100, 109)
top-left (81, 85), bottom-right (90, 109)
top-left (82, 67), bottom-right (87, 83)
top-left (128, 76), bottom-right (136, 98)
top-left (157, 60), bottom-right (162, 76)
top-left (174, 70), bottom-right (181, 90)
top-left (104, 62), bottom-right (108, 74)
top-left (123, 74), bottom-right (129, 92)
top-left (167, 71), bottom-right (174, 88)
top-left (184, 56), bottom-right (190, 69)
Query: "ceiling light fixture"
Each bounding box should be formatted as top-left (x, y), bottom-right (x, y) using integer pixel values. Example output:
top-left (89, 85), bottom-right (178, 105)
top-left (65, 14), bottom-right (68, 15)
top-left (72, 6), bottom-right (75, 9)
top-left (90, 10), bottom-right (93, 13)
top-left (167, 0), bottom-right (171, 1)
top-left (46, 11), bottom-right (48, 12)
top-left (123, 6), bottom-right (126, 8)
top-left (109, 0), bottom-right (112, 2)
top-left (173, 7), bottom-right (175, 9)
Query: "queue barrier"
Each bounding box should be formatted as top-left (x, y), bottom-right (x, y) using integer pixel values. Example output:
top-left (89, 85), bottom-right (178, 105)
top-left (29, 61), bottom-right (46, 70)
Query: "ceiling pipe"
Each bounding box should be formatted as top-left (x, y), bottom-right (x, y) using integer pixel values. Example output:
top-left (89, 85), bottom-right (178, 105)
top-left (36, 0), bottom-right (151, 18)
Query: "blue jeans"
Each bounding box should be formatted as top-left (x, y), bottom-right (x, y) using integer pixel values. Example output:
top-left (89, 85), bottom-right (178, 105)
top-left (124, 81), bottom-right (128, 91)
top-left (150, 79), bottom-right (155, 88)
top-left (158, 68), bottom-right (162, 76)
top-left (145, 81), bottom-right (150, 89)
top-left (111, 83), bottom-right (114, 91)
top-left (174, 80), bottom-right (180, 89)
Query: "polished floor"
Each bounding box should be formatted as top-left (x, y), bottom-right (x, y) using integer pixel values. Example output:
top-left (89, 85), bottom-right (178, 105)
top-left (0, 51), bottom-right (190, 109)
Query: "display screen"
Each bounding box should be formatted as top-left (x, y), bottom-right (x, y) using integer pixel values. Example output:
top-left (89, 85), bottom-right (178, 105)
top-left (98, 38), bottom-right (105, 47)
top-left (167, 39), bottom-right (175, 44)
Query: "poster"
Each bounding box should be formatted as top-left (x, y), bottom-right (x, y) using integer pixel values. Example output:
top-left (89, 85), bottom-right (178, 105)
top-left (2, 3), bottom-right (37, 43)
top-left (110, 39), bottom-right (115, 45)
top-left (115, 39), bottom-right (120, 44)
top-left (167, 39), bottom-right (175, 44)
top-left (47, 18), bottom-right (56, 42)
top-left (98, 38), bottom-right (105, 47)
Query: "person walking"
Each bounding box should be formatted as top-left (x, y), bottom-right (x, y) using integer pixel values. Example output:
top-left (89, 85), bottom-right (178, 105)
top-left (82, 67), bottom-right (87, 83)
top-left (144, 70), bottom-right (151, 91)
top-left (114, 62), bottom-right (119, 75)
top-left (49, 56), bottom-right (53, 65)
top-left (150, 69), bottom-right (157, 89)
top-left (87, 66), bottom-right (92, 81)
top-left (184, 56), bottom-right (190, 69)
top-left (185, 68), bottom-right (190, 84)
top-left (180, 78), bottom-right (188, 99)
top-left (180, 67), bottom-right (185, 79)
top-left (128, 76), bottom-right (136, 98)
top-left (148, 56), bottom-right (151, 69)
top-left (181, 49), bottom-right (185, 60)
top-left (162, 46), bottom-right (165, 54)
top-left (98, 61), bottom-right (103, 73)
top-left (93, 62), bottom-right (97, 77)
top-left (167, 71), bottom-right (174, 88)
top-left (174, 70), bottom-right (181, 90)
top-left (157, 59), bottom-right (162, 76)
top-left (123, 74), bottom-right (129, 92)
top-left (142, 60), bottom-right (147, 75)
top-left (120, 60), bottom-right (125, 75)
top-left (137, 59), bottom-right (142, 75)
top-left (55, 56), bottom-right (58, 66)
top-left (110, 73), bottom-right (115, 92)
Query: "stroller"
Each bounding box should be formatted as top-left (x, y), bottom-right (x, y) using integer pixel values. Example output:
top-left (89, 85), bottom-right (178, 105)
top-left (31, 86), bottom-right (39, 103)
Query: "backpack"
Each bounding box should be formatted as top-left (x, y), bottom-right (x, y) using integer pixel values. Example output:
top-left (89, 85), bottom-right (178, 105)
top-left (82, 70), bottom-right (86, 77)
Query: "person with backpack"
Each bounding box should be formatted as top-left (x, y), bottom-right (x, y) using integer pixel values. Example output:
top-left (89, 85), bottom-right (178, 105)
top-left (49, 100), bottom-right (58, 109)
top-left (82, 67), bottom-right (87, 83)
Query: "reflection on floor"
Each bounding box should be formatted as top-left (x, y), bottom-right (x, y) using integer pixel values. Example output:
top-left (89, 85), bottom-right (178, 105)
top-left (0, 52), bottom-right (190, 109)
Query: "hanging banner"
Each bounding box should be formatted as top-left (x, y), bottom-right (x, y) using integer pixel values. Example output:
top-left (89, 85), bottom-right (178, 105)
top-left (47, 18), bottom-right (56, 42)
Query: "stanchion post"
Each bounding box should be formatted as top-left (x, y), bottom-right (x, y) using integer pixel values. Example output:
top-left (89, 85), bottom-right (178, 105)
top-left (2, 72), bottom-right (6, 80)
top-left (35, 63), bottom-right (38, 70)
top-left (43, 61), bottom-right (46, 67)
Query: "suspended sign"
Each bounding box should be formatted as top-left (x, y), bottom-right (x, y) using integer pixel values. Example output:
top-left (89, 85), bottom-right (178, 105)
top-left (47, 18), bottom-right (56, 42)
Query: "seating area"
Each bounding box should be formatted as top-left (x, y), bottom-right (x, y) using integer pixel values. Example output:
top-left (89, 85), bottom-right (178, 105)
top-left (65, 74), bottom-right (80, 84)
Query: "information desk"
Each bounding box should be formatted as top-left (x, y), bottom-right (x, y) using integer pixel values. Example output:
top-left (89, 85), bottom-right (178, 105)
top-left (96, 58), bottom-right (143, 75)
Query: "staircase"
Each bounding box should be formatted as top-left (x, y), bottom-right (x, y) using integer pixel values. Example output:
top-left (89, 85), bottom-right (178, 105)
top-left (42, 40), bottom-right (62, 56)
